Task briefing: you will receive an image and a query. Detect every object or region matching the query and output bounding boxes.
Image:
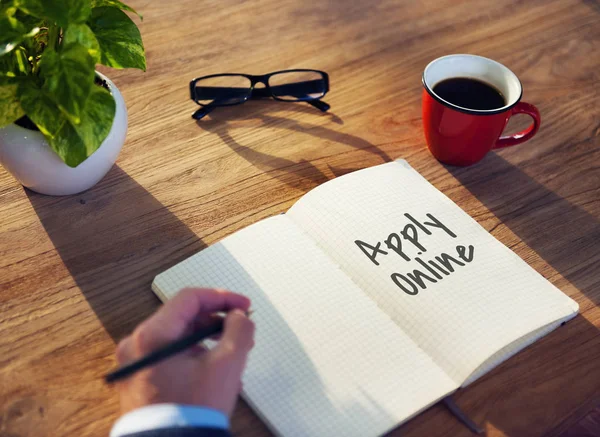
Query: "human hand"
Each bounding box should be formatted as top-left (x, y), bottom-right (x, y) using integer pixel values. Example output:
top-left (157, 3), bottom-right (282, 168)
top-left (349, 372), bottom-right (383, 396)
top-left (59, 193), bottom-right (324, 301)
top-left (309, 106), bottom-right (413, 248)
top-left (114, 288), bottom-right (255, 416)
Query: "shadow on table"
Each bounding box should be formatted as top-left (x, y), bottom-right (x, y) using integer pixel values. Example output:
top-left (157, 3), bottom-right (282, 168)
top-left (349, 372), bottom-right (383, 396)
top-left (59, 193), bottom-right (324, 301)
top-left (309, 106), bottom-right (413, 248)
top-left (438, 152), bottom-right (600, 437)
top-left (445, 152), bottom-right (600, 307)
top-left (196, 100), bottom-right (392, 190)
top-left (26, 162), bottom-right (399, 435)
top-left (26, 165), bottom-right (206, 341)
top-left (398, 153), bottom-right (600, 436)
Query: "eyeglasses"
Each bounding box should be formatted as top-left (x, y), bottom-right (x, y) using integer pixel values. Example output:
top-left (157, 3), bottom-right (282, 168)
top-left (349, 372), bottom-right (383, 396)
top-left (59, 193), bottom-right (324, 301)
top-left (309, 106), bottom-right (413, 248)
top-left (189, 69), bottom-right (330, 120)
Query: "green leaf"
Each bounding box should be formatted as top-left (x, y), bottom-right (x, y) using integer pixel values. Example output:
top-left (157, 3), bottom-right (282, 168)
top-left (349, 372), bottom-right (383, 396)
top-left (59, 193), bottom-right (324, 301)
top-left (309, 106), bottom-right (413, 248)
top-left (40, 44), bottom-right (95, 123)
top-left (0, 75), bottom-right (20, 85)
top-left (90, 0), bottom-right (142, 20)
top-left (0, 82), bottom-right (25, 126)
top-left (18, 80), bottom-right (66, 137)
top-left (19, 81), bottom-right (116, 167)
top-left (88, 7), bottom-right (146, 71)
top-left (0, 1), bottom-right (16, 14)
top-left (63, 23), bottom-right (100, 63)
top-left (15, 0), bottom-right (90, 27)
top-left (48, 119), bottom-right (88, 166)
top-left (0, 46), bottom-right (30, 75)
top-left (14, 7), bottom-right (45, 28)
top-left (49, 86), bottom-right (116, 167)
top-left (0, 8), bottom-right (39, 56)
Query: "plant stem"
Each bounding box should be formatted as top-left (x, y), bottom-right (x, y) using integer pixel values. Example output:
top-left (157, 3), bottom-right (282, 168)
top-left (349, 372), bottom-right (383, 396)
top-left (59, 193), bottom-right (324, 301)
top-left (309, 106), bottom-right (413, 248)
top-left (48, 25), bottom-right (60, 51)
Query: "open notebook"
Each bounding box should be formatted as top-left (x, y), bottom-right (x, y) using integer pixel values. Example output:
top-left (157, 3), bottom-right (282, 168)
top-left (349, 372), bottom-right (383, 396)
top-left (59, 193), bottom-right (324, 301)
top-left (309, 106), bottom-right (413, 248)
top-left (152, 160), bottom-right (578, 437)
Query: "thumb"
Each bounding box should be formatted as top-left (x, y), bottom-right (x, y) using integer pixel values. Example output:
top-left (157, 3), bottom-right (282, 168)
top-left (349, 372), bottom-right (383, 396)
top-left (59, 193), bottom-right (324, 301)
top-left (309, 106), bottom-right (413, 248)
top-left (215, 310), bottom-right (255, 358)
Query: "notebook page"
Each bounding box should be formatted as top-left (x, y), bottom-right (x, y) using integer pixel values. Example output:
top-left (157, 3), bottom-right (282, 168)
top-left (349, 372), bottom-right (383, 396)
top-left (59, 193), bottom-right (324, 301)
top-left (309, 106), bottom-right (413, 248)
top-left (153, 215), bottom-right (457, 437)
top-left (462, 318), bottom-right (565, 386)
top-left (287, 160), bottom-right (579, 385)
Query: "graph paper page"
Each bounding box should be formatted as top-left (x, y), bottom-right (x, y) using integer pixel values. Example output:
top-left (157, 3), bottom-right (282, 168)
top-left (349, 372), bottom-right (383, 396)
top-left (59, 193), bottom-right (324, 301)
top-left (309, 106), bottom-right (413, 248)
top-left (153, 215), bottom-right (456, 437)
top-left (287, 160), bottom-right (579, 385)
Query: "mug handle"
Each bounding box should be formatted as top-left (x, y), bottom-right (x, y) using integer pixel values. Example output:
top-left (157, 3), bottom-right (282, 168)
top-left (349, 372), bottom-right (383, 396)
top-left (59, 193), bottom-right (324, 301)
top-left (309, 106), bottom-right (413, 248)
top-left (493, 102), bottom-right (541, 149)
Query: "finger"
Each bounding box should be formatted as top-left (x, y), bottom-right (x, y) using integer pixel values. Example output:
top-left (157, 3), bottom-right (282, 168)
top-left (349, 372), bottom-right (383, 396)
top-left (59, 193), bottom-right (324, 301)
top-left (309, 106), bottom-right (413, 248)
top-left (187, 343), bottom-right (209, 358)
top-left (191, 314), bottom-right (225, 341)
top-left (214, 310), bottom-right (255, 359)
top-left (133, 289), bottom-right (250, 353)
top-left (116, 336), bottom-right (134, 365)
top-left (155, 288), bottom-right (250, 334)
top-left (191, 313), bottom-right (225, 331)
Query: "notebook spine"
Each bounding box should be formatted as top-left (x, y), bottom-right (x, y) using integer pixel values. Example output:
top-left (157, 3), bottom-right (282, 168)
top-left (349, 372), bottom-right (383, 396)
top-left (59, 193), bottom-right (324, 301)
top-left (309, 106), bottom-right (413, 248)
top-left (442, 396), bottom-right (484, 435)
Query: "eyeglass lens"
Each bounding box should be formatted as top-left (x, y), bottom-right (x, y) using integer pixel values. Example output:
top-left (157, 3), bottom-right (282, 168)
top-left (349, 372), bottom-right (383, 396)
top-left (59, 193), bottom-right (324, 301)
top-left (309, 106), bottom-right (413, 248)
top-left (194, 75), bottom-right (252, 106)
top-left (268, 71), bottom-right (326, 101)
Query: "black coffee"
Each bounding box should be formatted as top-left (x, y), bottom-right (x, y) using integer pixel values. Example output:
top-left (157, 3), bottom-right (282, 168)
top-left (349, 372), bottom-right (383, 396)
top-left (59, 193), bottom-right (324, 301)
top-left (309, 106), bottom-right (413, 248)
top-left (433, 77), bottom-right (505, 110)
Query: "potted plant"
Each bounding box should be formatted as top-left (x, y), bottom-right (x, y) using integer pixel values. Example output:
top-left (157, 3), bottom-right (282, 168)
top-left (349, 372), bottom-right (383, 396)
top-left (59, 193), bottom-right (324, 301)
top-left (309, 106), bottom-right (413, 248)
top-left (0, 0), bottom-right (145, 195)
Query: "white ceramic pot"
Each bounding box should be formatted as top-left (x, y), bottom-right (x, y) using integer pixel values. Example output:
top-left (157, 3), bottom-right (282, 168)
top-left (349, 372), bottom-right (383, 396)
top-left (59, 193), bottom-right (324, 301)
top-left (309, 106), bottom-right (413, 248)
top-left (0, 72), bottom-right (127, 196)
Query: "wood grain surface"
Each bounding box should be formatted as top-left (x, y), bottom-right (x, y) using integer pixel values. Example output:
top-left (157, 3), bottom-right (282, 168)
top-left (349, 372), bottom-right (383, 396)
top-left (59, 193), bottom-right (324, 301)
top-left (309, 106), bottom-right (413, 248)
top-left (1, 0), bottom-right (599, 436)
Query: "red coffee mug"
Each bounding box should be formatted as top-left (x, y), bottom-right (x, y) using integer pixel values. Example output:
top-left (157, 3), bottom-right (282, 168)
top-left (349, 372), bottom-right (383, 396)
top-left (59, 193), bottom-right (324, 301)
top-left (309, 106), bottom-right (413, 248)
top-left (422, 54), bottom-right (541, 166)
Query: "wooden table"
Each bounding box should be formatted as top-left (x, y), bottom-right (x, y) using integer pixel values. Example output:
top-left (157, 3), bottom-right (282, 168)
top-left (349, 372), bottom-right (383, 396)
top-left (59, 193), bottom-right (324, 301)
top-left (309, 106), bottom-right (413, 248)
top-left (1, 0), bottom-right (599, 435)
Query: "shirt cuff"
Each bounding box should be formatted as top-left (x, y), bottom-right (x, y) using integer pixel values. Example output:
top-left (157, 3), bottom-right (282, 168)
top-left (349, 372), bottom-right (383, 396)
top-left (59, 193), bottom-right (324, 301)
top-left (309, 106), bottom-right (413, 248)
top-left (110, 404), bottom-right (229, 437)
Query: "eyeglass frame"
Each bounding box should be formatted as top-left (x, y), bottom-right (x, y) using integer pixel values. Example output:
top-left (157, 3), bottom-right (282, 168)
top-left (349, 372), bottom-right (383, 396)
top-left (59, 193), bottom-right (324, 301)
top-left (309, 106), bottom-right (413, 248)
top-left (189, 69), bottom-right (330, 119)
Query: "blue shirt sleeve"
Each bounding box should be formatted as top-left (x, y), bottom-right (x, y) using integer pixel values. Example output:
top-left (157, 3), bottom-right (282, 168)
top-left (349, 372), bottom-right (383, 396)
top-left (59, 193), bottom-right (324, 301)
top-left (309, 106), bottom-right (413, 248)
top-left (110, 404), bottom-right (229, 437)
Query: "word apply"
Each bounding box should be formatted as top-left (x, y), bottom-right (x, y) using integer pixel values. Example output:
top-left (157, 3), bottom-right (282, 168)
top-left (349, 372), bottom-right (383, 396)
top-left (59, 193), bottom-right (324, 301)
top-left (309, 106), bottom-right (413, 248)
top-left (355, 213), bottom-right (457, 266)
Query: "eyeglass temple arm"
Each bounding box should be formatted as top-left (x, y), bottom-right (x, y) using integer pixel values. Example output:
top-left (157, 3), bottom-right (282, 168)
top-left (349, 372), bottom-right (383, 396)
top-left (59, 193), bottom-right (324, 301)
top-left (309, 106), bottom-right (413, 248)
top-left (249, 87), bottom-right (329, 111)
top-left (194, 98), bottom-right (329, 118)
top-left (307, 99), bottom-right (330, 112)
top-left (192, 105), bottom-right (215, 120)
top-left (247, 86), bottom-right (329, 111)
top-left (251, 83), bottom-right (330, 112)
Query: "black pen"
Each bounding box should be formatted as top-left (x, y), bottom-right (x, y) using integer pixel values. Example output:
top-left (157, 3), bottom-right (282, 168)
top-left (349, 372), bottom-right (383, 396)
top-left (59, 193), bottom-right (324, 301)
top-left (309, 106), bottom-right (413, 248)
top-left (105, 311), bottom-right (252, 384)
